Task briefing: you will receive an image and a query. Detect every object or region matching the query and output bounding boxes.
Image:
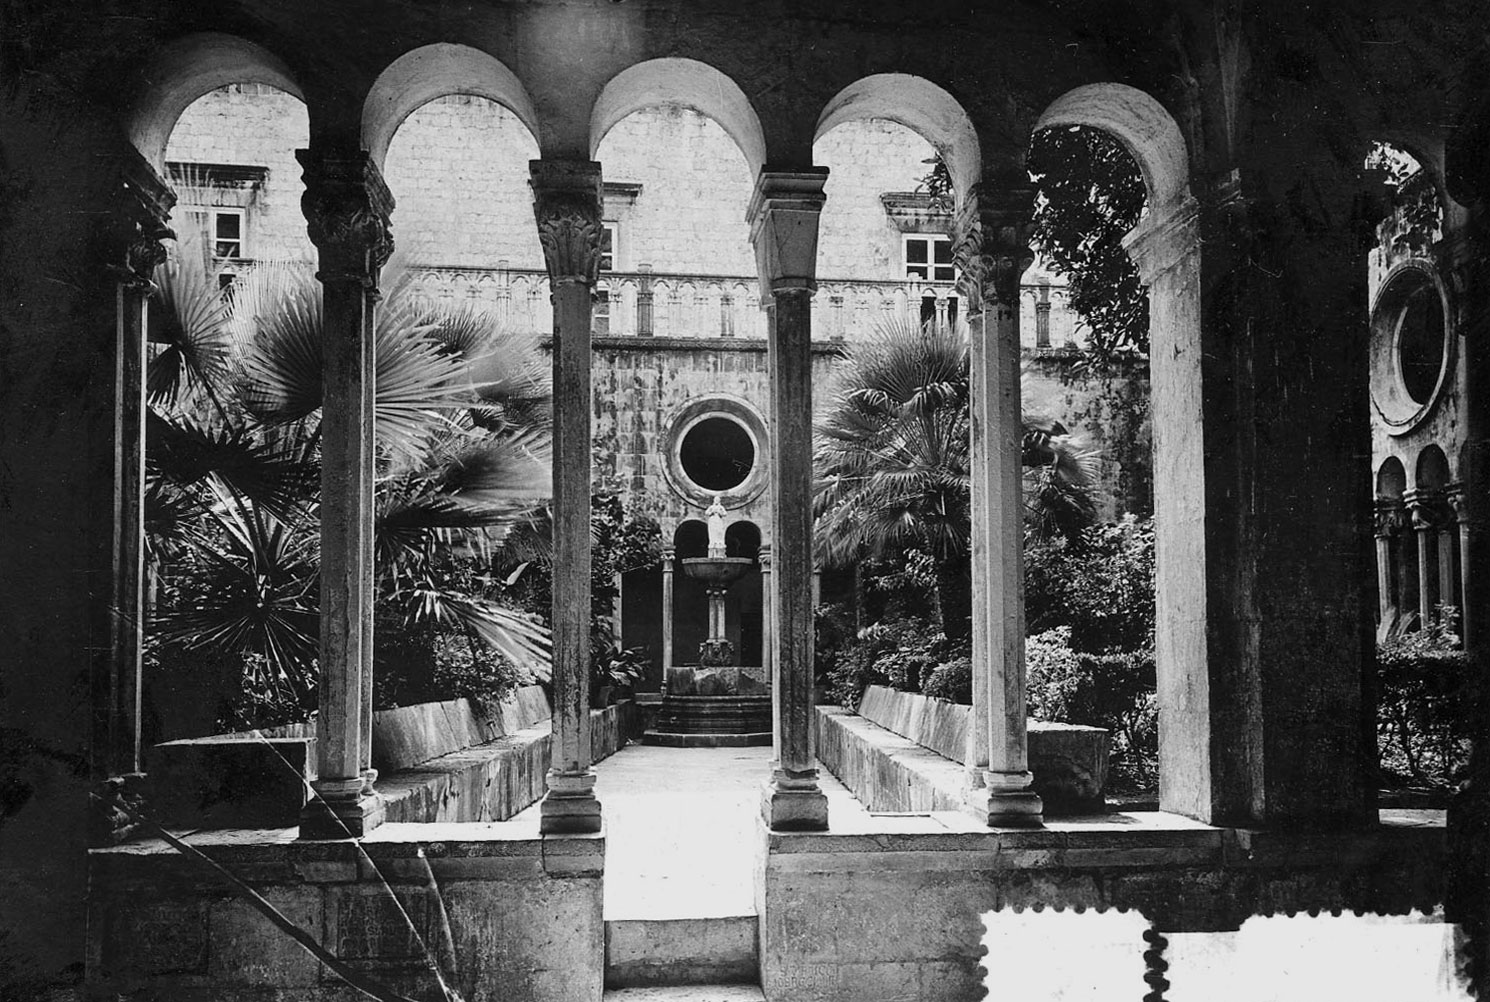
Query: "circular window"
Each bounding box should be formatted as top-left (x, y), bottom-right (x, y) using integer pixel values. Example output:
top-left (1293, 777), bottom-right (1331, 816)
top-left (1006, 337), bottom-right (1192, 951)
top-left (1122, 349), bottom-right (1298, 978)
top-left (679, 416), bottom-right (755, 491)
top-left (1370, 265), bottom-right (1452, 436)
top-left (1397, 284), bottom-right (1444, 404)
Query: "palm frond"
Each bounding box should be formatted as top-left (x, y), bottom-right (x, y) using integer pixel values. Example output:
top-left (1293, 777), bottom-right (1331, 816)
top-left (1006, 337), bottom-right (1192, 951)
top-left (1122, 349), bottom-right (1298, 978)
top-left (149, 229), bottom-right (236, 411)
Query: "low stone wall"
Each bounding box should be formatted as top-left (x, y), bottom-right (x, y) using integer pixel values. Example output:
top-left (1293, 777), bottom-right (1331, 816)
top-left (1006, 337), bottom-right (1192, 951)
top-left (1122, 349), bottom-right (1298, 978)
top-left (826, 686), bottom-right (1110, 812)
top-left (150, 694), bottom-right (636, 827)
top-left (757, 813), bottom-right (1445, 1002)
top-left (87, 825), bottom-right (605, 1002)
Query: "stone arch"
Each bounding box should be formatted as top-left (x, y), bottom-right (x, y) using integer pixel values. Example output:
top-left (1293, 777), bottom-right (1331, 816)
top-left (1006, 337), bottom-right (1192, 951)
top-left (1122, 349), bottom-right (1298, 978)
top-left (124, 32), bottom-right (305, 171)
top-left (362, 43), bottom-right (540, 170)
top-left (1034, 82), bottom-right (1190, 215)
top-left (674, 519), bottom-right (709, 559)
top-left (1416, 443), bottom-right (1452, 490)
top-left (1029, 83), bottom-right (1212, 821)
top-left (814, 74), bottom-right (981, 203)
top-left (725, 520), bottom-right (762, 560)
top-left (589, 59), bottom-right (767, 179)
top-left (1377, 456), bottom-right (1407, 499)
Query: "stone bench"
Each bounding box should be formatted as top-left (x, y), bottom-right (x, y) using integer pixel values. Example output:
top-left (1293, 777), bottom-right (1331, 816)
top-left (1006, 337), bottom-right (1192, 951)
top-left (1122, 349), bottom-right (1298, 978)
top-left (815, 685), bottom-right (1110, 815)
top-left (149, 686), bottom-right (636, 827)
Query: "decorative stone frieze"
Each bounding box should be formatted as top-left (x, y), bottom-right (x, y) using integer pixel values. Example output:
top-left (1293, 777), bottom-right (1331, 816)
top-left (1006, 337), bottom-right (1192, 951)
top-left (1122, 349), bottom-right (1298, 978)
top-left (531, 159), bottom-right (604, 287)
top-left (297, 149), bottom-right (394, 289)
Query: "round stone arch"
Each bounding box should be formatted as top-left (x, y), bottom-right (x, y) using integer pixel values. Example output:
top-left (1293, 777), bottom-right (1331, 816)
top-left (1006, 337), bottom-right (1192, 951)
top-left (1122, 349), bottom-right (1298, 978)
top-left (1377, 455), bottom-right (1408, 500)
top-left (1370, 260), bottom-right (1455, 436)
top-left (814, 73), bottom-right (982, 206)
top-left (1416, 443), bottom-right (1453, 492)
top-left (589, 59), bottom-right (767, 179)
top-left (1031, 82), bottom-right (1214, 822)
top-left (362, 43), bottom-right (541, 171)
top-left (661, 396), bottom-right (770, 510)
top-left (124, 32), bottom-right (306, 171)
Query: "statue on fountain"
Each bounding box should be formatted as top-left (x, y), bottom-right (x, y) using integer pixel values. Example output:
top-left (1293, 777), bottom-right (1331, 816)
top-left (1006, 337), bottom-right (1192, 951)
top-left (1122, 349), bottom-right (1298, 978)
top-left (705, 493), bottom-right (728, 557)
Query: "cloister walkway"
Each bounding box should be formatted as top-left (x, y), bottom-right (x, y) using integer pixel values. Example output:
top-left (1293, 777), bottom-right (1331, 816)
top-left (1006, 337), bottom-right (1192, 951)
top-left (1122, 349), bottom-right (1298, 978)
top-left (517, 744), bottom-right (863, 920)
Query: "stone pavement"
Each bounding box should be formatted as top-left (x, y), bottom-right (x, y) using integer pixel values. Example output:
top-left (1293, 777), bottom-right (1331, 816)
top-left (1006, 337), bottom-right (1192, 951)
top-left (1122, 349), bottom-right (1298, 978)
top-left (523, 744), bottom-right (864, 920)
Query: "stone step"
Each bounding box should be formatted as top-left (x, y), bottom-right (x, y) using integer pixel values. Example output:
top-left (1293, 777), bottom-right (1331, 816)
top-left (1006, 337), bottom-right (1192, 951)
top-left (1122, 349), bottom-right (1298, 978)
top-left (605, 915), bottom-right (759, 988)
top-left (602, 987), bottom-right (766, 1001)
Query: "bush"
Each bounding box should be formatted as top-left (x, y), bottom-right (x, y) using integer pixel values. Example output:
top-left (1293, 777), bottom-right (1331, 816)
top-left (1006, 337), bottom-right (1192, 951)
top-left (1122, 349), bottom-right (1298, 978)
top-left (1026, 626), bottom-right (1157, 788)
top-left (1025, 515), bottom-right (1154, 652)
top-left (1377, 614), bottom-right (1475, 788)
top-left (922, 656), bottom-right (972, 704)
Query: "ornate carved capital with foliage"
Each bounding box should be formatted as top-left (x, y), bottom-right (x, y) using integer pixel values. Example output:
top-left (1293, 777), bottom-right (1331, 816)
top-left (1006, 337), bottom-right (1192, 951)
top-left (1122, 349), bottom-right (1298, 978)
top-left (104, 151), bottom-right (176, 290)
top-left (297, 149), bottom-right (395, 288)
top-left (531, 160), bottom-right (604, 286)
top-left (954, 182), bottom-right (1035, 313)
top-left (1374, 500), bottom-right (1407, 538)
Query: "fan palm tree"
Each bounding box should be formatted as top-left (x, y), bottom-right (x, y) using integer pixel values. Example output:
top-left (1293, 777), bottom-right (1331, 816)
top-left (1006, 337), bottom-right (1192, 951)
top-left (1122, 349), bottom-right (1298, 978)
top-left (146, 233), bottom-right (554, 719)
top-left (813, 318), bottom-right (1099, 639)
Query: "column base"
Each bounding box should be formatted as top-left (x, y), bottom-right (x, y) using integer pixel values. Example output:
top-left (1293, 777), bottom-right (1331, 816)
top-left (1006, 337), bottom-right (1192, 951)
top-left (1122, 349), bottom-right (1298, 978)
top-left (963, 783), bottom-right (1044, 828)
top-left (299, 786), bottom-right (386, 840)
top-left (761, 769), bottom-right (828, 831)
top-left (540, 769), bottom-right (602, 834)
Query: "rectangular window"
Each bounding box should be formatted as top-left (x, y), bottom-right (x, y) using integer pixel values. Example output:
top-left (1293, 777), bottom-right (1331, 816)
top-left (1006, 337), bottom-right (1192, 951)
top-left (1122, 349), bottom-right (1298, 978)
top-left (184, 207), bottom-right (246, 260)
top-left (600, 223), bottom-right (617, 272)
top-left (593, 287), bottom-right (611, 336)
top-left (903, 234), bottom-right (955, 282)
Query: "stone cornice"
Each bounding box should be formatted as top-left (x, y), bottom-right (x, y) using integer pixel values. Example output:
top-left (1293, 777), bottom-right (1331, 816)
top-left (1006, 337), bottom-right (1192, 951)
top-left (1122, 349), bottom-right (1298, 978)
top-left (531, 159), bottom-right (604, 287)
top-left (748, 168), bottom-right (829, 298)
top-left (297, 148), bottom-right (395, 288)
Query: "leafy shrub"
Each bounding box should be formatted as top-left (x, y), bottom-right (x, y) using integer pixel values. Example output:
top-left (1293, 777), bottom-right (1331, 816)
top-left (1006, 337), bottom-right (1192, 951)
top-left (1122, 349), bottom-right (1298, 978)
top-left (822, 617), bottom-right (970, 709)
top-left (428, 631), bottom-right (529, 707)
top-left (1025, 515), bottom-right (1154, 652)
top-left (1377, 612), bottom-right (1475, 788)
top-left (922, 656), bottom-right (972, 704)
top-left (1026, 626), bottom-right (1157, 788)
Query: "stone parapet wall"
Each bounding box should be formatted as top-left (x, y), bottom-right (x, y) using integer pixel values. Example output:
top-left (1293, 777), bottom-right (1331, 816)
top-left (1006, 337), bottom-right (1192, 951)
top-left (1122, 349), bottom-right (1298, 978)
top-left (758, 812), bottom-right (1446, 1002)
top-left (830, 687), bottom-right (1110, 811)
top-left (87, 826), bottom-right (604, 1002)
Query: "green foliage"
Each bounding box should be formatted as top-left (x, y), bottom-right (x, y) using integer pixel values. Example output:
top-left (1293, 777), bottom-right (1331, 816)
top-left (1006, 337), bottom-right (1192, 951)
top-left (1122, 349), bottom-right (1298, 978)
top-left (814, 318), bottom-right (1100, 638)
top-left (820, 616), bottom-right (968, 710)
top-left (1377, 609), bottom-right (1475, 788)
top-left (146, 239), bottom-right (555, 728)
top-left (1028, 125), bottom-right (1149, 365)
top-left (922, 656), bottom-right (971, 704)
top-left (1025, 515), bottom-right (1155, 652)
top-left (1026, 626), bottom-right (1157, 788)
top-left (1365, 141), bottom-right (1443, 255)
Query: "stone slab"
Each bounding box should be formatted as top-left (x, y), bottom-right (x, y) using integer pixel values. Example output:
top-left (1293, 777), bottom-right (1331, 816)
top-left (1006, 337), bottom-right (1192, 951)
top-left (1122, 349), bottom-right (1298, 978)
top-left (603, 988), bottom-right (765, 1001)
top-left (605, 916), bottom-right (758, 987)
top-left (849, 687), bottom-right (1110, 811)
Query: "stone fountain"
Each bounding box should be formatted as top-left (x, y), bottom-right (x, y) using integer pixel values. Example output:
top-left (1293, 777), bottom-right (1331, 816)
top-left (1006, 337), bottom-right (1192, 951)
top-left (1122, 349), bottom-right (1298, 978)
top-left (644, 495), bottom-right (772, 746)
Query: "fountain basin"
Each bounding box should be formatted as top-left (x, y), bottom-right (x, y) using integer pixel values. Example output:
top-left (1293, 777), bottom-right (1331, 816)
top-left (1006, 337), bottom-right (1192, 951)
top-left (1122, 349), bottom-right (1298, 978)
top-left (680, 555), bottom-right (754, 586)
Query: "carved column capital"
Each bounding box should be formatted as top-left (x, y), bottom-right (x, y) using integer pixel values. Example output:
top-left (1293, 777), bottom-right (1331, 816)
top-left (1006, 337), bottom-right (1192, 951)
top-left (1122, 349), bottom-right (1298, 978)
top-left (1447, 482), bottom-right (1469, 521)
top-left (297, 148), bottom-right (395, 289)
top-left (103, 151), bottom-right (176, 289)
top-left (1405, 489), bottom-right (1449, 531)
top-left (1374, 499), bottom-right (1406, 538)
top-left (747, 168), bottom-right (829, 301)
top-left (531, 160), bottom-right (604, 287)
top-left (953, 183), bottom-right (1035, 314)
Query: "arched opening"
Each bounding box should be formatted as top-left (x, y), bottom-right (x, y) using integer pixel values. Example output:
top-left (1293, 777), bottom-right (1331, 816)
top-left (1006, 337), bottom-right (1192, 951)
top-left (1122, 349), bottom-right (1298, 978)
top-left (1031, 83), bottom-right (1204, 820)
top-left (362, 43), bottom-right (540, 172)
top-left (589, 65), bottom-right (762, 340)
top-left (124, 33), bottom-right (305, 172)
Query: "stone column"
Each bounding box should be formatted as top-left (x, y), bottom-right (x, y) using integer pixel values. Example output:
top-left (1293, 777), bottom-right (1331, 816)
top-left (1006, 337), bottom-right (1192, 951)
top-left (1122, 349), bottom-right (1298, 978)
top-left (1373, 501), bottom-right (1405, 622)
top-left (1449, 485), bottom-right (1471, 639)
top-left (759, 543), bottom-right (773, 675)
top-left (1439, 508), bottom-right (1459, 621)
top-left (1407, 489), bottom-right (1441, 627)
top-left (297, 149), bottom-right (391, 839)
top-left (750, 169), bottom-right (830, 831)
top-left (612, 571), bottom-right (624, 647)
top-left (93, 152), bottom-right (174, 844)
top-left (955, 183), bottom-right (1042, 827)
top-left (661, 546), bottom-right (675, 680)
top-left (532, 159), bottom-right (604, 834)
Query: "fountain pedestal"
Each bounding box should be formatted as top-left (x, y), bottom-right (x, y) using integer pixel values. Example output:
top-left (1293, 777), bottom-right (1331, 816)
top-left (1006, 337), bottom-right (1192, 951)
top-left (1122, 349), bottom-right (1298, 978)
top-left (644, 554), bottom-right (772, 747)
